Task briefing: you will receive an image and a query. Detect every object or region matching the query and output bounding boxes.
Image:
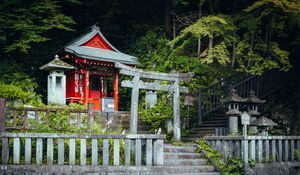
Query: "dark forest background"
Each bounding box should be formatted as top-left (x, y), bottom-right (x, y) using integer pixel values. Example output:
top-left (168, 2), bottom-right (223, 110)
top-left (0, 0), bottom-right (300, 133)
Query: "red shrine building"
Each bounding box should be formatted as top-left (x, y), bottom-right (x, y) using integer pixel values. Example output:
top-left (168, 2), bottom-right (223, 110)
top-left (59, 25), bottom-right (138, 111)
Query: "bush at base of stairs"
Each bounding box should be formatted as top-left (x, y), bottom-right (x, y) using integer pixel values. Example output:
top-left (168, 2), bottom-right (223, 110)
top-left (196, 139), bottom-right (244, 175)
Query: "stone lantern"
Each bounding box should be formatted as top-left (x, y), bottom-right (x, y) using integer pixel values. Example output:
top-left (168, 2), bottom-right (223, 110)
top-left (221, 88), bottom-right (246, 135)
top-left (184, 92), bottom-right (195, 128)
top-left (251, 116), bottom-right (277, 136)
top-left (40, 55), bottom-right (74, 105)
top-left (245, 90), bottom-right (266, 133)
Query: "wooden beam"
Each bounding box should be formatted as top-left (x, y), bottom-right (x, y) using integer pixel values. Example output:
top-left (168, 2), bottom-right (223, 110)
top-left (84, 70), bottom-right (90, 104)
top-left (121, 80), bottom-right (189, 93)
top-left (114, 73), bottom-right (119, 111)
top-left (116, 62), bottom-right (193, 82)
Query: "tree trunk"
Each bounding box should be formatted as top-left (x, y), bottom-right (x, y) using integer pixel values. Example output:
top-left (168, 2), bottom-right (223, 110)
top-left (231, 0), bottom-right (237, 67)
top-left (268, 19), bottom-right (273, 48)
top-left (292, 48), bottom-right (300, 134)
top-left (164, 0), bottom-right (171, 38)
top-left (264, 20), bottom-right (269, 44)
top-left (231, 32), bottom-right (236, 67)
top-left (209, 0), bottom-right (214, 14)
top-left (197, 3), bottom-right (203, 57)
top-left (247, 30), bottom-right (255, 67)
top-left (208, 36), bottom-right (213, 56)
top-left (172, 18), bottom-right (176, 40)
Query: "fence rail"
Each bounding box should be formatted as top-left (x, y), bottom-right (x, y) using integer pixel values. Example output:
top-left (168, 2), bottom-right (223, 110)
top-left (5, 106), bottom-right (90, 130)
top-left (0, 99), bottom-right (102, 132)
top-left (198, 70), bottom-right (282, 124)
top-left (0, 132), bottom-right (164, 173)
top-left (205, 136), bottom-right (300, 164)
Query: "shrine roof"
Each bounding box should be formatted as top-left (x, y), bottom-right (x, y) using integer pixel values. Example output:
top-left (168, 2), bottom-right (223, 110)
top-left (65, 46), bottom-right (139, 65)
top-left (64, 25), bottom-right (139, 65)
top-left (40, 55), bottom-right (74, 70)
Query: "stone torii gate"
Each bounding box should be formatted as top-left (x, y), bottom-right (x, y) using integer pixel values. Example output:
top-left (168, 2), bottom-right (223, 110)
top-left (115, 62), bottom-right (193, 141)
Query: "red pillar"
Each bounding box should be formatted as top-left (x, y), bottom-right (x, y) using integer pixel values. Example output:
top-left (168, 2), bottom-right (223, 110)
top-left (114, 73), bottom-right (119, 111)
top-left (84, 70), bottom-right (90, 105)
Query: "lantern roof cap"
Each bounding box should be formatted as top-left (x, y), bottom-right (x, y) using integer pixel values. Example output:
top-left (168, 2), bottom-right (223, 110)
top-left (220, 88), bottom-right (246, 103)
top-left (40, 55), bottom-right (74, 70)
top-left (246, 90), bottom-right (266, 104)
top-left (225, 109), bottom-right (242, 115)
top-left (64, 24), bottom-right (139, 65)
top-left (251, 116), bottom-right (278, 126)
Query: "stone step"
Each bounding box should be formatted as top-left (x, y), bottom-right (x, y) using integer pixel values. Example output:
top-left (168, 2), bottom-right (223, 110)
top-left (182, 133), bottom-right (213, 138)
top-left (164, 153), bottom-right (202, 159)
top-left (202, 120), bottom-right (227, 124)
top-left (164, 145), bottom-right (197, 153)
top-left (205, 117), bottom-right (226, 121)
top-left (164, 159), bottom-right (208, 166)
top-left (198, 123), bottom-right (227, 127)
top-left (190, 129), bottom-right (215, 134)
top-left (181, 137), bottom-right (202, 142)
top-left (191, 127), bottom-right (216, 131)
top-left (153, 166), bottom-right (216, 173)
top-left (165, 173), bottom-right (220, 175)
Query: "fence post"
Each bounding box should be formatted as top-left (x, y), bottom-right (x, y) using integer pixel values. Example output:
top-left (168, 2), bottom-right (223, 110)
top-left (0, 98), bottom-right (6, 132)
top-left (153, 139), bottom-right (164, 166)
top-left (88, 103), bottom-right (94, 132)
top-left (243, 137), bottom-right (248, 165)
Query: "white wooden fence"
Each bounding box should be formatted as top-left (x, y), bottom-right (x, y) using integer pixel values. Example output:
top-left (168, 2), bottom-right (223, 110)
top-left (205, 136), bottom-right (300, 164)
top-left (0, 132), bottom-right (164, 174)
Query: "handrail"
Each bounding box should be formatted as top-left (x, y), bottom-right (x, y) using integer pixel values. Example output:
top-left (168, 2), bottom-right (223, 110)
top-left (198, 70), bottom-right (283, 125)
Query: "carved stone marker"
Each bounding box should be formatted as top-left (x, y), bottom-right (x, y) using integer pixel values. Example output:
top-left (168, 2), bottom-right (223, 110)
top-left (115, 62), bottom-right (193, 141)
top-left (241, 111), bottom-right (250, 137)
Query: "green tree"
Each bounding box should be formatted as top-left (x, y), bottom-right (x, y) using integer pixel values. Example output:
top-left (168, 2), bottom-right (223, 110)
top-left (0, 0), bottom-right (76, 54)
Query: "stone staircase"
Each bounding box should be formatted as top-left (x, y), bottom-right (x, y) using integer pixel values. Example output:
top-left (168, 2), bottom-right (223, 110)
top-left (162, 144), bottom-right (220, 175)
top-left (182, 115), bottom-right (228, 142)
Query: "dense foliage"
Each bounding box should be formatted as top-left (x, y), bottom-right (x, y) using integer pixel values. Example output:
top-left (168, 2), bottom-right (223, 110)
top-left (0, 0), bottom-right (299, 132)
top-left (139, 95), bottom-right (173, 130)
top-left (197, 139), bottom-right (244, 175)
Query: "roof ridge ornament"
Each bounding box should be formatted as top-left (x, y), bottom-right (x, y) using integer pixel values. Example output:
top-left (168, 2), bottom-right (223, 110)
top-left (92, 24), bottom-right (100, 31)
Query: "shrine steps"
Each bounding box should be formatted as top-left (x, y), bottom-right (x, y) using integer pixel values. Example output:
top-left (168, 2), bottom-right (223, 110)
top-left (162, 144), bottom-right (220, 175)
top-left (182, 115), bottom-right (228, 142)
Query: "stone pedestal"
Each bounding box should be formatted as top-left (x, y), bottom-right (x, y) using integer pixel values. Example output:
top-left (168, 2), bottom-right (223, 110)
top-left (165, 118), bottom-right (173, 134)
top-left (249, 116), bottom-right (258, 134)
top-left (145, 91), bottom-right (157, 109)
top-left (229, 115), bottom-right (238, 135)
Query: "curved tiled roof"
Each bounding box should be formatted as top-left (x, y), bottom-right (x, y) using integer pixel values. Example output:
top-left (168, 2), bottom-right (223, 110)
top-left (64, 25), bottom-right (139, 65)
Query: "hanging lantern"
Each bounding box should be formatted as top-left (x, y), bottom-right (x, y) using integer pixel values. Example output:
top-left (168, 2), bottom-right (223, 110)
top-left (184, 93), bottom-right (195, 106)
